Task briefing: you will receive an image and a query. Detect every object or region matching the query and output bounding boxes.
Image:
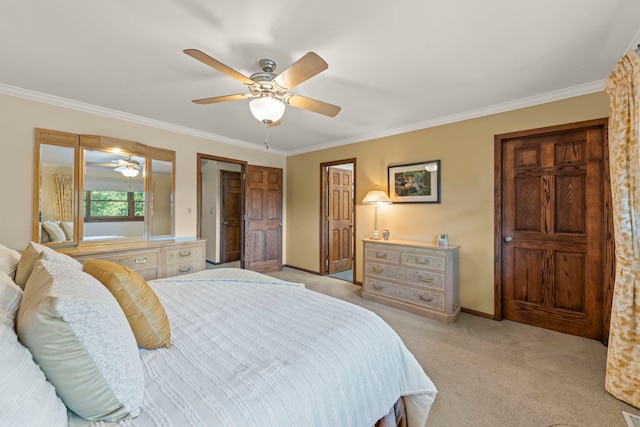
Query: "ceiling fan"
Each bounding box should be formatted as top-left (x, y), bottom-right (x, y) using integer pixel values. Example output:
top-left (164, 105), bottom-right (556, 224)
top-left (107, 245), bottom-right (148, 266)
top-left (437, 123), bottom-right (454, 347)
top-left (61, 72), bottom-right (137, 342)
top-left (184, 49), bottom-right (341, 126)
top-left (87, 157), bottom-right (141, 178)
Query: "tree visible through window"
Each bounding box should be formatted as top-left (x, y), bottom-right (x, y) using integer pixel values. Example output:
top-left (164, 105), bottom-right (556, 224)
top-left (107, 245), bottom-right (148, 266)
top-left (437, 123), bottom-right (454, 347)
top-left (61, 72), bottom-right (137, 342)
top-left (84, 191), bottom-right (144, 222)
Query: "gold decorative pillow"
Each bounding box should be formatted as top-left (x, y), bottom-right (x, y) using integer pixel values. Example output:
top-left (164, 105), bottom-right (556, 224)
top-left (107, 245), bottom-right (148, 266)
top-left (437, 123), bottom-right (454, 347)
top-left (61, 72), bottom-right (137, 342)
top-left (84, 259), bottom-right (171, 349)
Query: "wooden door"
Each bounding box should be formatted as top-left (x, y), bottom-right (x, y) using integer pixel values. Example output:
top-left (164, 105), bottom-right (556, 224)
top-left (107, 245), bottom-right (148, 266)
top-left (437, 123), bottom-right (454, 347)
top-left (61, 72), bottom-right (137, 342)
top-left (327, 167), bottom-right (353, 274)
top-left (220, 170), bottom-right (241, 263)
top-left (496, 119), bottom-right (613, 340)
top-left (244, 165), bottom-right (283, 273)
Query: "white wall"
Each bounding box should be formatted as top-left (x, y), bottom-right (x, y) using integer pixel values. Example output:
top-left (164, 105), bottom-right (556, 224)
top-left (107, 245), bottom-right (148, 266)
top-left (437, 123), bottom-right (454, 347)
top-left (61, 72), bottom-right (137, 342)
top-left (201, 160), bottom-right (242, 263)
top-left (0, 93), bottom-right (286, 256)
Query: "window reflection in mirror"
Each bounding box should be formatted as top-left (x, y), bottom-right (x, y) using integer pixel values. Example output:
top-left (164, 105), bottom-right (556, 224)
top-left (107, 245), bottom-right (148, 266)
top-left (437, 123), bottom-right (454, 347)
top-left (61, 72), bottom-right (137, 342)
top-left (39, 144), bottom-right (75, 244)
top-left (82, 149), bottom-right (145, 242)
top-left (150, 159), bottom-right (174, 238)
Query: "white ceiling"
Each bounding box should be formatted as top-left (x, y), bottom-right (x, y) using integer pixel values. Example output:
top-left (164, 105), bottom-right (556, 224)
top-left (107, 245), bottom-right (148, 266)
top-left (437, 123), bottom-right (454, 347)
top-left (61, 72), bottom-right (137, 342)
top-left (1, 1), bottom-right (639, 155)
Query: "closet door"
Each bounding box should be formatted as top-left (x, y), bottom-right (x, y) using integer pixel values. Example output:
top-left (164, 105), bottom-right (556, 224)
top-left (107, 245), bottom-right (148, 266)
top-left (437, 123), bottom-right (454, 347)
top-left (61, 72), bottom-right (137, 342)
top-left (244, 165), bottom-right (283, 273)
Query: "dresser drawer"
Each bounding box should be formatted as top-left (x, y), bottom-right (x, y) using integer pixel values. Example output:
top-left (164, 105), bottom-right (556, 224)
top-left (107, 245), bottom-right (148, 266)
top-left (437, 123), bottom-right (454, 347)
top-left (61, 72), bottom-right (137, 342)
top-left (98, 251), bottom-right (159, 270)
top-left (365, 262), bottom-right (446, 291)
top-left (164, 245), bottom-right (203, 264)
top-left (364, 246), bottom-right (400, 264)
top-left (365, 279), bottom-right (445, 312)
top-left (135, 267), bottom-right (159, 281)
top-left (164, 261), bottom-right (201, 277)
top-left (402, 252), bottom-right (446, 272)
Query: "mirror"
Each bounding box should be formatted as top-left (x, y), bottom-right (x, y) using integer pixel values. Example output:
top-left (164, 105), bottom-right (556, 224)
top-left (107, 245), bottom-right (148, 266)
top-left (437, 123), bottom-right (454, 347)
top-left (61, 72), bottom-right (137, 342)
top-left (33, 129), bottom-right (175, 246)
top-left (150, 158), bottom-right (174, 238)
top-left (81, 148), bottom-right (146, 243)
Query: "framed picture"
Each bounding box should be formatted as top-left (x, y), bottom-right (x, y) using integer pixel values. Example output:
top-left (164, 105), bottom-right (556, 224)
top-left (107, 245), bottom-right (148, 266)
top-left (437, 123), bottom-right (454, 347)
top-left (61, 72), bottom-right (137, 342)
top-left (388, 160), bottom-right (441, 203)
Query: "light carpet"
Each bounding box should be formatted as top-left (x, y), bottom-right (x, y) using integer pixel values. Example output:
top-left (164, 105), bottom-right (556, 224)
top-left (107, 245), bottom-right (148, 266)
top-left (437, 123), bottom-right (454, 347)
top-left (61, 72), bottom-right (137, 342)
top-left (263, 267), bottom-right (640, 427)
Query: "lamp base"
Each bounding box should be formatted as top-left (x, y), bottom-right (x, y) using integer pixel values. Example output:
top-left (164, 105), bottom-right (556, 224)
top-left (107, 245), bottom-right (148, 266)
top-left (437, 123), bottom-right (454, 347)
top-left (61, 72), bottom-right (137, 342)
top-left (370, 231), bottom-right (383, 240)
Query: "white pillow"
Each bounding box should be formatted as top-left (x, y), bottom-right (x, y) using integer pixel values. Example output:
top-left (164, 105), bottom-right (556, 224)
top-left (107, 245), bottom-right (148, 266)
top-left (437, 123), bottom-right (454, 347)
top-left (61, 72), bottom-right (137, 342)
top-left (0, 244), bottom-right (20, 280)
top-left (0, 322), bottom-right (68, 427)
top-left (17, 259), bottom-right (143, 422)
top-left (42, 221), bottom-right (66, 243)
top-left (0, 272), bottom-right (22, 328)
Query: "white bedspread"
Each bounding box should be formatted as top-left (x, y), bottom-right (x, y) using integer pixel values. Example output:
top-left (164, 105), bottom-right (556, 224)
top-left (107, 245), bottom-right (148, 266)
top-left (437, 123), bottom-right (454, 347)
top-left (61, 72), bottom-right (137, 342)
top-left (69, 269), bottom-right (437, 427)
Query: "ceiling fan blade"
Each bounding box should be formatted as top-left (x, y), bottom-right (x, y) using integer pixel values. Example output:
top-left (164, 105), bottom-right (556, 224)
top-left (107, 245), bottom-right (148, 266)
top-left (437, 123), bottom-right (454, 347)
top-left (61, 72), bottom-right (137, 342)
top-left (86, 162), bottom-right (118, 167)
top-left (184, 49), bottom-right (254, 86)
top-left (274, 52), bottom-right (328, 90)
top-left (269, 119), bottom-right (281, 127)
top-left (285, 94), bottom-right (341, 117)
top-left (192, 94), bottom-right (251, 105)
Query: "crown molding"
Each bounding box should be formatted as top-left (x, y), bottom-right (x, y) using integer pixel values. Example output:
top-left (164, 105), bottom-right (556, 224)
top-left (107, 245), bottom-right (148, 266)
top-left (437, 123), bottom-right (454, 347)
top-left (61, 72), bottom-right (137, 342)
top-left (0, 83), bottom-right (287, 156)
top-left (285, 79), bottom-right (606, 155)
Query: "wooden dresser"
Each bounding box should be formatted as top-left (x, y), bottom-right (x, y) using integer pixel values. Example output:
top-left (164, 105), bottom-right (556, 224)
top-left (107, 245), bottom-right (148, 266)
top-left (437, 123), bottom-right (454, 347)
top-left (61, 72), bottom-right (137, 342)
top-left (362, 239), bottom-right (460, 322)
top-left (59, 239), bottom-right (206, 280)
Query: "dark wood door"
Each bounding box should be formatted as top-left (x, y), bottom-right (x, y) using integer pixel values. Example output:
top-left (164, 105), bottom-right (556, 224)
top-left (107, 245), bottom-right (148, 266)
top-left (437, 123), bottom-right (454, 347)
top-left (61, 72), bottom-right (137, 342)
top-left (498, 120), bottom-right (612, 340)
top-left (327, 167), bottom-right (353, 274)
top-left (244, 165), bottom-right (283, 273)
top-left (220, 170), bottom-right (241, 263)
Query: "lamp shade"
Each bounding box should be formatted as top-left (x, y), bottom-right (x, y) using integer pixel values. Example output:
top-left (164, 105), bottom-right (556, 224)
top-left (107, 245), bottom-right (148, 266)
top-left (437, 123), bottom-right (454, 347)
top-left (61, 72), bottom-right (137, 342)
top-left (249, 96), bottom-right (285, 123)
top-left (362, 189), bottom-right (392, 205)
top-left (115, 166), bottom-right (140, 178)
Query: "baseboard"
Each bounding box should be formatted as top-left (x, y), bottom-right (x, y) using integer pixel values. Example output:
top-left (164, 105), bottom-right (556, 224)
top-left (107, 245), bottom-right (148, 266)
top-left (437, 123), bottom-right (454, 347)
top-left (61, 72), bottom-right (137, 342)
top-left (461, 307), bottom-right (495, 320)
top-left (282, 264), bottom-right (321, 275)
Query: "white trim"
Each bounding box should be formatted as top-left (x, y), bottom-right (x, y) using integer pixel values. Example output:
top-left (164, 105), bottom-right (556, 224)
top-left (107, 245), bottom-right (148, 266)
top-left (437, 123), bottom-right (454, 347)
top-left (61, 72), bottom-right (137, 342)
top-left (0, 83), bottom-right (287, 156)
top-left (1, 79), bottom-right (605, 157)
top-left (286, 79), bottom-right (606, 155)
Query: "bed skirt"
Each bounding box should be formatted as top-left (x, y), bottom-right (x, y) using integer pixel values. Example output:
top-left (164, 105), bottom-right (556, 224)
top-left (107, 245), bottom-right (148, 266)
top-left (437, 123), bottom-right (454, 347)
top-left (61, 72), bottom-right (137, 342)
top-left (375, 397), bottom-right (407, 427)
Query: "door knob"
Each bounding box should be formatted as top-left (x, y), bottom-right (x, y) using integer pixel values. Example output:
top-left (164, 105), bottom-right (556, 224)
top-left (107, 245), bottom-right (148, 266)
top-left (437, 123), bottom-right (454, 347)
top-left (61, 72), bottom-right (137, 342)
top-left (504, 236), bottom-right (513, 242)
top-left (223, 221), bottom-right (228, 225)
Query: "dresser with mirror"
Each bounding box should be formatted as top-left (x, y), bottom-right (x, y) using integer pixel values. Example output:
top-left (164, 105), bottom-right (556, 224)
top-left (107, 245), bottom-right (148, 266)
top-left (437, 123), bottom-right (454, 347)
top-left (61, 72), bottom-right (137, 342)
top-left (33, 128), bottom-right (205, 278)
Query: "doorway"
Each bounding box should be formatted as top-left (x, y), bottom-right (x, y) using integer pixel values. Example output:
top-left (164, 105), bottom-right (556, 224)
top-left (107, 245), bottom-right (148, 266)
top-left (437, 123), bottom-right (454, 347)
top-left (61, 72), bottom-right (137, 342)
top-left (320, 159), bottom-right (356, 283)
top-left (197, 154), bottom-right (246, 267)
top-left (494, 118), bottom-right (614, 342)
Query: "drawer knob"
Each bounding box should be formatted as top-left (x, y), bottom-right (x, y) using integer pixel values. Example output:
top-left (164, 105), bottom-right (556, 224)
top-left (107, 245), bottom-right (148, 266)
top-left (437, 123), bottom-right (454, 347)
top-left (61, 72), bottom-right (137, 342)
top-left (373, 284), bottom-right (384, 290)
top-left (179, 250), bottom-right (192, 257)
top-left (179, 266), bottom-right (192, 273)
top-left (375, 252), bottom-right (388, 259)
top-left (134, 258), bottom-right (147, 264)
top-left (372, 267), bottom-right (383, 274)
top-left (416, 259), bottom-right (430, 265)
top-left (418, 276), bottom-right (433, 283)
top-left (420, 294), bottom-right (432, 302)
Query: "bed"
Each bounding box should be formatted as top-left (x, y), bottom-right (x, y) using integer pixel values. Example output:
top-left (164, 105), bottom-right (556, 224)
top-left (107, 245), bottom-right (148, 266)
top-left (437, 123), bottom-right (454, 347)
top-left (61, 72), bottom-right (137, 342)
top-left (2, 244), bottom-right (437, 427)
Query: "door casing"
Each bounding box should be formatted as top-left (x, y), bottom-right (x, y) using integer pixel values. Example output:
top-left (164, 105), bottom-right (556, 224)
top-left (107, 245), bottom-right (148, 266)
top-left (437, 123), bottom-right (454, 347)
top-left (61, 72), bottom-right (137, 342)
top-left (320, 159), bottom-right (357, 281)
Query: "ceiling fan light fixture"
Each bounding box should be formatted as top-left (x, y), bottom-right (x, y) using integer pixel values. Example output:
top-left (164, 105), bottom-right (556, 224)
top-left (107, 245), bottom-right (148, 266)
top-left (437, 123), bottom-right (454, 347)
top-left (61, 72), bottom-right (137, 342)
top-left (114, 165), bottom-right (140, 178)
top-left (249, 96), bottom-right (285, 124)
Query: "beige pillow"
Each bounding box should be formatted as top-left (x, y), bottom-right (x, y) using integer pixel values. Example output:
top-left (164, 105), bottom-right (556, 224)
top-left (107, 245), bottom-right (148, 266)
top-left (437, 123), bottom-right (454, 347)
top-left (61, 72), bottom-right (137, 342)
top-left (84, 259), bottom-right (171, 349)
top-left (14, 242), bottom-right (83, 289)
top-left (0, 244), bottom-right (20, 280)
top-left (42, 221), bottom-right (66, 243)
top-left (16, 260), bottom-right (144, 422)
top-left (60, 221), bottom-right (74, 241)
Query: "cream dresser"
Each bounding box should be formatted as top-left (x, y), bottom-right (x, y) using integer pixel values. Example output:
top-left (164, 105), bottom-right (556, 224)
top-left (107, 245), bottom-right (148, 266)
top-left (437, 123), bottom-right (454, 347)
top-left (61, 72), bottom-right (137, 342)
top-left (59, 239), bottom-right (206, 280)
top-left (362, 239), bottom-right (460, 322)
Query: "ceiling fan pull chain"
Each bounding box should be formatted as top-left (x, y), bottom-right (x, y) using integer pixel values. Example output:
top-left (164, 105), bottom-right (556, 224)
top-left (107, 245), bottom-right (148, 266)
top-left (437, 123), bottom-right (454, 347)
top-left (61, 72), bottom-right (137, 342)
top-left (264, 122), bottom-right (270, 149)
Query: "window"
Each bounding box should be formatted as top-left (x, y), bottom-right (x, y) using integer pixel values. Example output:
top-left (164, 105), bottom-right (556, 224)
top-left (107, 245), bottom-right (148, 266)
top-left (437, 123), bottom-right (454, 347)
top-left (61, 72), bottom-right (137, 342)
top-left (84, 191), bottom-right (145, 222)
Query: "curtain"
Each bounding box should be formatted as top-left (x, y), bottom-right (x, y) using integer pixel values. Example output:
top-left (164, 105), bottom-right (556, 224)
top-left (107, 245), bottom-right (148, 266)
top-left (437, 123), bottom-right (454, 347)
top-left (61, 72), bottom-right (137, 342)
top-left (605, 50), bottom-right (640, 408)
top-left (53, 173), bottom-right (73, 222)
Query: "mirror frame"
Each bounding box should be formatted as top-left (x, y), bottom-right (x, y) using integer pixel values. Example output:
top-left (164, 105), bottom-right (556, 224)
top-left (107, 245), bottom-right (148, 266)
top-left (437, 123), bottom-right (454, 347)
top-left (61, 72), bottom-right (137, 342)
top-left (34, 129), bottom-right (176, 247)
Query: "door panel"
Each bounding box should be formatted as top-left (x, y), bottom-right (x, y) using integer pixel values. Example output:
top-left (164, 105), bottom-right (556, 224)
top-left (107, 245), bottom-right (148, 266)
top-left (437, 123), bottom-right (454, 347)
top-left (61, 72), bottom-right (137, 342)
top-left (244, 165), bottom-right (283, 273)
top-left (220, 170), bottom-right (241, 263)
top-left (500, 123), bottom-right (606, 340)
top-left (328, 167), bottom-right (353, 274)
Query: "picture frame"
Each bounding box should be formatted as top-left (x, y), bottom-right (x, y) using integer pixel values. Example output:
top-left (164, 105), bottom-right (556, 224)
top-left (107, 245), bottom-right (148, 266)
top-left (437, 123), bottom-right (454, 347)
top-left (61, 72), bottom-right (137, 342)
top-left (388, 160), bottom-right (441, 203)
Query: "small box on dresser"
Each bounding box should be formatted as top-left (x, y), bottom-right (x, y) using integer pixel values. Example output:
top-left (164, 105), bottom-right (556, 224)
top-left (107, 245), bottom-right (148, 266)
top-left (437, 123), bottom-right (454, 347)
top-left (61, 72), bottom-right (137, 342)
top-left (362, 238), bottom-right (460, 322)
